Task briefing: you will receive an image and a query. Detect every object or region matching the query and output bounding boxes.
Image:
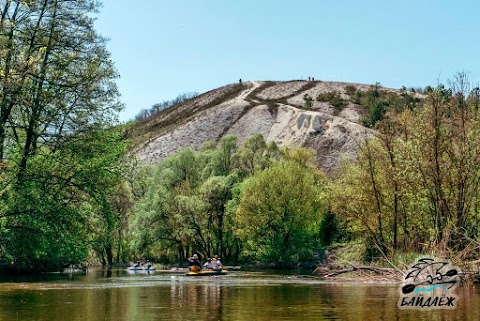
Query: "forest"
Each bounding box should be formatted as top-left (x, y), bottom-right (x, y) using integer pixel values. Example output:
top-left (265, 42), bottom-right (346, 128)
top-left (2, 1), bottom-right (480, 273)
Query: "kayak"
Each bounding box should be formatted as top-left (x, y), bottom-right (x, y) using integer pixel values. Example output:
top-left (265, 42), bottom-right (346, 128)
top-left (127, 266), bottom-right (156, 271)
top-left (185, 269), bottom-right (228, 276)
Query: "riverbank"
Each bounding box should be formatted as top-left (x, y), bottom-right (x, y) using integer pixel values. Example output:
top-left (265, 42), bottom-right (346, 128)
top-left (313, 263), bottom-right (403, 283)
top-left (312, 261), bottom-right (480, 284)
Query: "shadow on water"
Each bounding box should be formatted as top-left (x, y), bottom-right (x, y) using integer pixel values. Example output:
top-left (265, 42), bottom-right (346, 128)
top-left (0, 269), bottom-right (479, 320)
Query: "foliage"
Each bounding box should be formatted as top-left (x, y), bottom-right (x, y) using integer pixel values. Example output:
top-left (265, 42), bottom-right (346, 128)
top-left (344, 85), bottom-right (357, 97)
top-left (130, 138), bottom-right (242, 264)
top-left (328, 242), bottom-right (367, 265)
top-left (0, 127), bottom-right (128, 271)
top-left (303, 94), bottom-right (313, 109)
top-left (331, 75), bottom-right (480, 261)
top-left (134, 92), bottom-right (199, 122)
top-left (353, 83), bottom-right (422, 127)
top-left (0, 0), bottom-right (127, 271)
top-left (318, 211), bottom-right (340, 246)
top-left (0, 0), bottom-right (122, 164)
top-left (236, 134), bottom-right (280, 176)
top-left (129, 135), bottom-right (326, 266)
top-left (316, 91), bottom-right (347, 110)
top-left (233, 152), bottom-right (326, 265)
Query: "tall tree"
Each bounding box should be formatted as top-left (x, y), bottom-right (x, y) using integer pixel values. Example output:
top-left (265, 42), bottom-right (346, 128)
top-left (234, 152), bottom-right (326, 266)
top-left (0, 0), bottom-right (121, 165)
top-left (0, 0), bottom-right (123, 271)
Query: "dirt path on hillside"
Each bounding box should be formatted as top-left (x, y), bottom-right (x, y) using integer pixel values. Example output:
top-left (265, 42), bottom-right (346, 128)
top-left (237, 81), bottom-right (261, 102)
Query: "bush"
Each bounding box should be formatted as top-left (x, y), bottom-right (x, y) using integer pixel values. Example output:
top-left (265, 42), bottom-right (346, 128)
top-left (330, 242), bottom-right (367, 265)
top-left (351, 90), bottom-right (363, 104)
top-left (304, 94), bottom-right (313, 109)
top-left (135, 92), bottom-right (199, 121)
top-left (361, 101), bottom-right (389, 127)
top-left (316, 91), bottom-right (347, 109)
top-left (344, 85), bottom-right (357, 96)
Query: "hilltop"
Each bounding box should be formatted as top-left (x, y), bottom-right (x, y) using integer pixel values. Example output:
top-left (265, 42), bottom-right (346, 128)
top-left (128, 80), bottom-right (420, 171)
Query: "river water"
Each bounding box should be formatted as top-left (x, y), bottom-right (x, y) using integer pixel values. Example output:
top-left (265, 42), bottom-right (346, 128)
top-left (0, 269), bottom-right (479, 320)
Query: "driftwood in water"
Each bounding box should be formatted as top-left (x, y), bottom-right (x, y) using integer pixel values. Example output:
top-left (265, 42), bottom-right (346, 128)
top-left (324, 266), bottom-right (400, 277)
top-left (313, 263), bottom-right (403, 281)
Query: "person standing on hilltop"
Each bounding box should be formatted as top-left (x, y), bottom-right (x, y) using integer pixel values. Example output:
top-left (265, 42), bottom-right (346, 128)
top-left (239, 78), bottom-right (242, 84)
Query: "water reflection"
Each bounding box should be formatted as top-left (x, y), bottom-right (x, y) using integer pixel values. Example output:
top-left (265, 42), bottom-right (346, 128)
top-left (0, 270), bottom-right (479, 320)
top-left (169, 282), bottom-right (224, 320)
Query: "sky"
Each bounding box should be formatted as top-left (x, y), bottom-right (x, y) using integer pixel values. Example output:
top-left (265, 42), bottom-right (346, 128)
top-left (94, 0), bottom-right (480, 122)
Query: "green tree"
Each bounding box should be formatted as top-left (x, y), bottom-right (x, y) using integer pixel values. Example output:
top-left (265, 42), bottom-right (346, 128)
top-left (0, 0), bottom-right (124, 270)
top-left (0, 0), bottom-right (121, 165)
top-left (236, 134), bottom-right (268, 176)
top-left (129, 135), bottom-right (282, 264)
top-left (91, 182), bottom-right (134, 266)
top-left (0, 126), bottom-right (127, 271)
top-left (234, 155), bottom-right (326, 266)
top-left (130, 148), bottom-right (208, 264)
top-left (199, 172), bottom-right (241, 259)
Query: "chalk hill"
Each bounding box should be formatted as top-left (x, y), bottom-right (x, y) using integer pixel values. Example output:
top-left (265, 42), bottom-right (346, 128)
top-left (129, 80), bottom-right (387, 171)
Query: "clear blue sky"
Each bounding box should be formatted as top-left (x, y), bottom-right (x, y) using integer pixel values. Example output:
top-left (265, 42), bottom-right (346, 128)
top-left (95, 0), bottom-right (480, 122)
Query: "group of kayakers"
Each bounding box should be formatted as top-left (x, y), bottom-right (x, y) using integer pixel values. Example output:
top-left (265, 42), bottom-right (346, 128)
top-left (188, 254), bottom-right (222, 272)
top-left (129, 254), bottom-right (222, 272)
top-left (133, 260), bottom-right (153, 269)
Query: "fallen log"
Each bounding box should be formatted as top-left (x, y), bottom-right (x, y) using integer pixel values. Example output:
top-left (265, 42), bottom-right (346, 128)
top-left (322, 266), bottom-right (400, 278)
top-left (313, 262), bottom-right (404, 282)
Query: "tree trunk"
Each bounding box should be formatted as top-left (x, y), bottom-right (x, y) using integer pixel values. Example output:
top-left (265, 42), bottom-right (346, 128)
top-left (19, 0), bottom-right (58, 175)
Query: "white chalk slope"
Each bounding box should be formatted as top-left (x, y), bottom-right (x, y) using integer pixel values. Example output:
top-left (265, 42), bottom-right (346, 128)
top-left (134, 80), bottom-right (376, 171)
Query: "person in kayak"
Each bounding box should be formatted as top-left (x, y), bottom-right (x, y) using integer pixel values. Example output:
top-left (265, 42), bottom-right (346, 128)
top-left (134, 261), bottom-right (141, 268)
top-left (212, 255), bottom-right (223, 271)
top-left (146, 260), bottom-right (152, 269)
top-left (203, 258), bottom-right (213, 270)
top-left (188, 254), bottom-right (201, 272)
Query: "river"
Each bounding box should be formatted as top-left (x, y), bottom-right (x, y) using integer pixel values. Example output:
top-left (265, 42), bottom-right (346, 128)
top-left (0, 269), bottom-right (479, 320)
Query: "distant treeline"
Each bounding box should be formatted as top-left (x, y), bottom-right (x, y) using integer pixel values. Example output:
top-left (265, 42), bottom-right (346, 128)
top-left (134, 92), bottom-right (199, 122)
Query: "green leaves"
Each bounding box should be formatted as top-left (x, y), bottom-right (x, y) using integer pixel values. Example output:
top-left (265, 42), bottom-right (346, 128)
top-left (0, 125), bottom-right (128, 271)
top-left (234, 160), bottom-right (325, 265)
top-left (332, 80), bottom-right (480, 259)
top-left (0, 1), bottom-right (126, 271)
top-left (129, 134), bottom-right (325, 266)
